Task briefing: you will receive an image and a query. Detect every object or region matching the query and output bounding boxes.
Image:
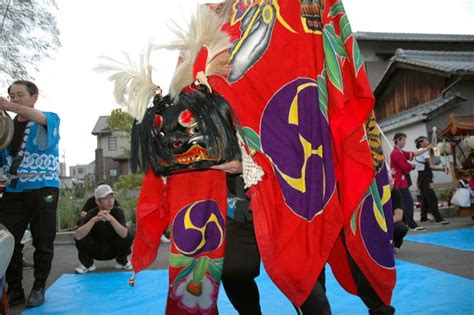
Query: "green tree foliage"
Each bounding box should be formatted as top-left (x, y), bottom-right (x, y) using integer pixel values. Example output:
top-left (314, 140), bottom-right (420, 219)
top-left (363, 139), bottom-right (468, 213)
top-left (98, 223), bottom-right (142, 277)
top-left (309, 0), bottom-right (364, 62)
top-left (113, 173), bottom-right (144, 191)
top-left (0, 0), bottom-right (61, 83)
top-left (57, 190), bottom-right (84, 231)
top-left (108, 108), bottom-right (135, 158)
top-left (108, 108), bottom-right (134, 134)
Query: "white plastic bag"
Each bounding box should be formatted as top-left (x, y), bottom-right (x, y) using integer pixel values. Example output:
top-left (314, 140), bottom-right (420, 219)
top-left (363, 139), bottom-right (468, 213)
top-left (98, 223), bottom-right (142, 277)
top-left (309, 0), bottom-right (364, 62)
top-left (451, 188), bottom-right (472, 207)
top-left (0, 224), bottom-right (15, 277)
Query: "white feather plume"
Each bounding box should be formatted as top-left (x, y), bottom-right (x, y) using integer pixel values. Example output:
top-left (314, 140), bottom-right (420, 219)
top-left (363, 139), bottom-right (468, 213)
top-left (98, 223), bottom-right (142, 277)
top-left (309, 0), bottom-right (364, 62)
top-left (95, 46), bottom-right (158, 122)
top-left (164, 5), bottom-right (232, 97)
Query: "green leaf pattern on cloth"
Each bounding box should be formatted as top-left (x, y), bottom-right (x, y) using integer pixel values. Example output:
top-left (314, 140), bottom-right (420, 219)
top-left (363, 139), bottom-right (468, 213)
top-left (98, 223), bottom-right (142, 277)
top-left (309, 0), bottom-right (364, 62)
top-left (170, 253), bottom-right (194, 267)
top-left (317, 69), bottom-right (329, 120)
top-left (324, 23), bottom-right (347, 58)
top-left (339, 14), bottom-right (352, 42)
top-left (328, 1), bottom-right (345, 17)
top-left (352, 39), bottom-right (363, 76)
top-left (208, 258), bottom-right (224, 282)
top-left (243, 126), bottom-right (262, 152)
top-left (170, 254), bottom-right (223, 287)
top-left (369, 180), bottom-right (387, 231)
top-left (193, 257), bottom-right (210, 285)
top-left (350, 191), bottom-right (369, 234)
top-left (323, 23), bottom-right (344, 93)
top-left (171, 261), bottom-right (195, 287)
top-left (350, 206), bottom-right (359, 234)
top-left (324, 0), bottom-right (366, 90)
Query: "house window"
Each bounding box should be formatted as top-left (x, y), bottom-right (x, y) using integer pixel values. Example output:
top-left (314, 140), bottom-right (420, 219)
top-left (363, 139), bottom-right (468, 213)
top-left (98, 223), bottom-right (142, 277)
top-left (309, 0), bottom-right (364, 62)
top-left (78, 168), bottom-right (84, 174)
top-left (108, 137), bottom-right (117, 151)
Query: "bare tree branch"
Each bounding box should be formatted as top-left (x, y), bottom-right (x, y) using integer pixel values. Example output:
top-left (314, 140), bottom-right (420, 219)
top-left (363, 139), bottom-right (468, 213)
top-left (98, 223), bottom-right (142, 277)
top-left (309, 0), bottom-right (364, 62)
top-left (0, 0), bottom-right (61, 85)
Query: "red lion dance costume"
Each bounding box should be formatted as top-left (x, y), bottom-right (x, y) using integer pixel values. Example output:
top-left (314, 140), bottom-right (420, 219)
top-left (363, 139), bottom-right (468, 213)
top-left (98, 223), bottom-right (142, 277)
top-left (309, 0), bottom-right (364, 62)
top-left (101, 1), bottom-right (396, 314)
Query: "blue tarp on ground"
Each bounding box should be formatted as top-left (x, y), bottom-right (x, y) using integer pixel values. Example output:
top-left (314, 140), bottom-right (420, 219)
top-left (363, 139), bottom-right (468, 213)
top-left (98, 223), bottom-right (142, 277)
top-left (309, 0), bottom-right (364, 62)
top-left (405, 228), bottom-right (474, 252)
top-left (22, 260), bottom-right (474, 315)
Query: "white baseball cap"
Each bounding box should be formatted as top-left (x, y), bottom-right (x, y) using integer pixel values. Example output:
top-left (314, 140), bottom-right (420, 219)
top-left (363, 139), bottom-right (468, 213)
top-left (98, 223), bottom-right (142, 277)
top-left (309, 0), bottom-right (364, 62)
top-left (94, 184), bottom-right (114, 199)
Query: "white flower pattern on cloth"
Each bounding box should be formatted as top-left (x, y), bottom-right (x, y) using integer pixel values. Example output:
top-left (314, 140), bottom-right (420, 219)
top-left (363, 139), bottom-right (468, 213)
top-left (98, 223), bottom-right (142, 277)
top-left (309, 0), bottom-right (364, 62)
top-left (6, 152), bottom-right (60, 182)
top-left (171, 272), bottom-right (217, 314)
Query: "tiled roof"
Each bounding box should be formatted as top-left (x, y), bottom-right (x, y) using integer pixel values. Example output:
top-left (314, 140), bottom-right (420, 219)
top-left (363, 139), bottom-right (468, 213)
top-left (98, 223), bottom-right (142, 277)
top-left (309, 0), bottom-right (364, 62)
top-left (354, 32), bottom-right (474, 42)
top-left (374, 50), bottom-right (474, 94)
top-left (391, 49), bottom-right (474, 74)
top-left (91, 116), bottom-right (111, 135)
top-left (379, 95), bottom-right (467, 130)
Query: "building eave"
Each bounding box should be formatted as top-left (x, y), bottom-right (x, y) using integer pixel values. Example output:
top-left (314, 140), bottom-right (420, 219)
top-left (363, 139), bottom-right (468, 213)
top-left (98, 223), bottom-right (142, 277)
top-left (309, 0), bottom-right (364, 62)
top-left (378, 94), bottom-right (466, 131)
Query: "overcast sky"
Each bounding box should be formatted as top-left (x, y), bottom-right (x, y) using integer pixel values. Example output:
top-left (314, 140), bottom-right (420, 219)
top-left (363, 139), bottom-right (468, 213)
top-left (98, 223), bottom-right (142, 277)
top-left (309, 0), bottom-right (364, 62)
top-left (5, 0), bottom-right (474, 169)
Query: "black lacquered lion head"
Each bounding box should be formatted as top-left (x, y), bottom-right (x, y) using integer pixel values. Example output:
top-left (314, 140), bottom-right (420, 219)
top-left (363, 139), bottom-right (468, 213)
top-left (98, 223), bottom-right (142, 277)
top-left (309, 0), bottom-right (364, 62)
top-left (131, 88), bottom-right (241, 176)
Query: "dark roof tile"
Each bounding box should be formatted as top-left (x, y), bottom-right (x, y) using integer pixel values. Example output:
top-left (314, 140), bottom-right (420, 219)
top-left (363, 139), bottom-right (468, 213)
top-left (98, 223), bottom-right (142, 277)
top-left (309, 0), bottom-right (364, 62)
top-left (91, 116), bottom-right (111, 135)
top-left (355, 32), bottom-right (474, 42)
top-left (379, 95), bottom-right (467, 129)
top-left (392, 49), bottom-right (474, 73)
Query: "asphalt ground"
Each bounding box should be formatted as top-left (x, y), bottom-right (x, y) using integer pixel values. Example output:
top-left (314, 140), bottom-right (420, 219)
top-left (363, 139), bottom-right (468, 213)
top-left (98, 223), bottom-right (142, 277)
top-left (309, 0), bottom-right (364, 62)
top-left (9, 212), bottom-right (474, 314)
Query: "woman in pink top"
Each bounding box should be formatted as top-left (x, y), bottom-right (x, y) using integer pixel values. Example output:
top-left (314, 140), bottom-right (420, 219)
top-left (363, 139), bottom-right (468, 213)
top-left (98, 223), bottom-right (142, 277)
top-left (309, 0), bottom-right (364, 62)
top-left (390, 133), bottom-right (430, 231)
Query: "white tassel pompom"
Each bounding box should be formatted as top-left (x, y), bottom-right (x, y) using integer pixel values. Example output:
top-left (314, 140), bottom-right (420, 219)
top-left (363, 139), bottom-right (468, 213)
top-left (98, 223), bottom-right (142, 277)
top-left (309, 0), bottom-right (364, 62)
top-left (164, 5), bottom-right (232, 97)
top-left (96, 46), bottom-right (158, 122)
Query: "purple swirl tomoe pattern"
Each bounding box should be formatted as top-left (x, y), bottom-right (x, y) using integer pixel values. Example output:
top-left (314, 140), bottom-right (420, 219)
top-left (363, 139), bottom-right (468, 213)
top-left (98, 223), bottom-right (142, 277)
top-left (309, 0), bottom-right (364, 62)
top-left (360, 167), bottom-right (395, 268)
top-left (260, 78), bottom-right (336, 221)
top-left (172, 200), bottom-right (226, 257)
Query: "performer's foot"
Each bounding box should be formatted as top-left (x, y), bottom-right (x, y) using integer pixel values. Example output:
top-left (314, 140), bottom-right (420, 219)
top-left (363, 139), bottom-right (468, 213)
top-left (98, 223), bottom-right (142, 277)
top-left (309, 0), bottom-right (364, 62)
top-left (161, 234), bottom-right (170, 243)
top-left (75, 262), bottom-right (97, 274)
top-left (412, 226), bottom-right (426, 231)
top-left (25, 288), bottom-right (45, 308)
top-left (7, 288), bottom-right (25, 307)
top-left (369, 304), bottom-right (395, 315)
top-left (435, 219), bottom-right (449, 225)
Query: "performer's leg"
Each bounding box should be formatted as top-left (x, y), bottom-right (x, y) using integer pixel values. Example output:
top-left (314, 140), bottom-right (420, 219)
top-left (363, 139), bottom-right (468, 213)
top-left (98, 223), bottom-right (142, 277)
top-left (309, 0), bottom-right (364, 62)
top-left (0, 192), bottom-right (29, 300)
top-left (113, 232), bottom-right (134, 265)
top-left (293, 268), bottom-right (331, 315)
top-left (222, 219), bottom-right (262, 315)
top-left (399, 188), bottom-right (418, 229)
top-left (420, 184), bottom-right (445, 223)
top-left (418, 190), bottom-right (429, 221)
top-left (28, 188), bottom-right (58, 289)
top-left (346, 252), bottom-right (395, 315)
top-left (74, 236), bottom-right (96, 268)
top-left (393, 222), bottom-right (408, 249)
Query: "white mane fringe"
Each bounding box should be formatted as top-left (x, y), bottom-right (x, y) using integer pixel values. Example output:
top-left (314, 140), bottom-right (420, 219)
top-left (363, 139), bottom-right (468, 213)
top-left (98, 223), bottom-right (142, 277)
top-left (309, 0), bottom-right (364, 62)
top-left (95, 46), bottom-right (157, 122)
top-left (95, 5), bottom-right (230, 118)
top-left (165, 5), bottom-right (232, 97)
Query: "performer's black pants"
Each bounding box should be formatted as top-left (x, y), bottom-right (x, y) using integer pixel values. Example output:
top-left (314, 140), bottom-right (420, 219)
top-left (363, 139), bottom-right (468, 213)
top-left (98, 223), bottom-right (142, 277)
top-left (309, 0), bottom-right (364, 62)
top-left (0, 187), bottom-right (58, 290)
top-left (418, 180), bottom-right (444, 222)
top-left (341, 234), bottom-right (395, 315)
top-left (75, 232), bottom-right (133, 268)
top-left (399, 188), bottom-right (418, 229)
top-left (393, 221), bottom-right (408, 249)
top-left (221, 219), bottom-right (331, 315)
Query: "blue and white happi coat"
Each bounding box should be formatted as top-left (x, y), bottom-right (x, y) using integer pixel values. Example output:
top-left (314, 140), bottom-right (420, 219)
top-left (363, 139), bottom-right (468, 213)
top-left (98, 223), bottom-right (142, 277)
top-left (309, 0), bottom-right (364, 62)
top-left (0, 112), bottom-right (60, 192)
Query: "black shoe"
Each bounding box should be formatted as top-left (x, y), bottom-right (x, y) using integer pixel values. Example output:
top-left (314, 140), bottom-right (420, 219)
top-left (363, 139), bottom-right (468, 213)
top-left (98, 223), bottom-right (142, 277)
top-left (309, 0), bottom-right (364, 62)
top-left (369, 304), bottom-right (395, 315)
top-left (420, 217), bottom-right (429, 222)
top-left (26, 288), bottom-right (45, 307)
top-left (7, 288), bottom-right (25, 307)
